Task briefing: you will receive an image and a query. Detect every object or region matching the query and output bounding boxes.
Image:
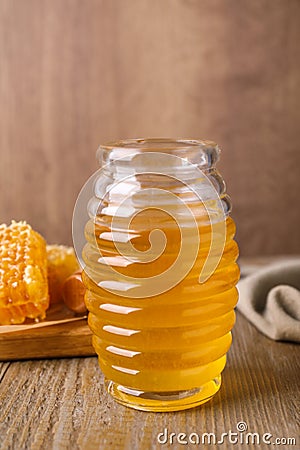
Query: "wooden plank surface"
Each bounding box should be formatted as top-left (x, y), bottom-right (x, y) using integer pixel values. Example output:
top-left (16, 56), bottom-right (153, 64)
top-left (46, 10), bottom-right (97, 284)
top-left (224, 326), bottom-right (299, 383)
top-left (0, 0), bottom-right (300, 256)
top-left (0, 320), bottom-right (95, 361)
top-left (0, 311), bottom-right (298, 450)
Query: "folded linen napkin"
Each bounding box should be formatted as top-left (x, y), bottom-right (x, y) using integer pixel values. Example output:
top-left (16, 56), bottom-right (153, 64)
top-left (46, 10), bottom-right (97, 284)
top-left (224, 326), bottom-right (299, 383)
top-left (237, 259), bottom-right (300, 342)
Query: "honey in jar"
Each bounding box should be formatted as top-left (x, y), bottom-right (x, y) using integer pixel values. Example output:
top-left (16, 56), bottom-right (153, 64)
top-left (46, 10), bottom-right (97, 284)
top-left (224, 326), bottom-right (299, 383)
top-left (81, 138), bottom-right (239, 411)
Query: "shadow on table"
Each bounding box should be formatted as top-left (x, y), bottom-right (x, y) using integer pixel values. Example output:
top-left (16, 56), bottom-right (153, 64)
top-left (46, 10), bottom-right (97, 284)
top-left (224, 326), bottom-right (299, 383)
top-left (212, 348), bottom-right (299, 410)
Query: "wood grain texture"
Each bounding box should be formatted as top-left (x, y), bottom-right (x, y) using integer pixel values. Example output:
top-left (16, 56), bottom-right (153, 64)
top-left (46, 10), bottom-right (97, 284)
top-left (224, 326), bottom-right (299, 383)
top-left (0, 320), bottom-right (95, 361)
top-left (0, 0), bottom-right (300, 256)
top-left (0, 311), bottom-right (299, 450)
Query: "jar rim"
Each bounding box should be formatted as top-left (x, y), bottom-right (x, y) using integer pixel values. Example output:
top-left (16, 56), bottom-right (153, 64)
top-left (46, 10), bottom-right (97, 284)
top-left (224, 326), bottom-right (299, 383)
top-left (99, 138), bottom-right (218, 153)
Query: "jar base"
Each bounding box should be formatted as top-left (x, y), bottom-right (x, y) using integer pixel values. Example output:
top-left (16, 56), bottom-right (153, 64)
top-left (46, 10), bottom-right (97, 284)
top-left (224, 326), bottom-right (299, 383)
top-left (105, 376), bottom-right (221, 412)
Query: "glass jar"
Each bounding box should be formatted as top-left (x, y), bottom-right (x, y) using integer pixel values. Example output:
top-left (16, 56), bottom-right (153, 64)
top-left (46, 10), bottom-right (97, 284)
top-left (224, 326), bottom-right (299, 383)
top-left (82, 138), bottom-right (239, 411)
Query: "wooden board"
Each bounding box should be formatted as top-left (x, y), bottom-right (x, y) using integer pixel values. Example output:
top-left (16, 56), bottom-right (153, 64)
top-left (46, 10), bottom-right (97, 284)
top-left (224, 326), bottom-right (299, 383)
top-left (0, 319), bottom-right (96, 361)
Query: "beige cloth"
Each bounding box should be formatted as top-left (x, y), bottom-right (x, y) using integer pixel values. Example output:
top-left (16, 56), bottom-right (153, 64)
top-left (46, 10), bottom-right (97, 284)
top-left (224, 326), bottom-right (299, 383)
top-left (237, 260), bottom-right (300, 342)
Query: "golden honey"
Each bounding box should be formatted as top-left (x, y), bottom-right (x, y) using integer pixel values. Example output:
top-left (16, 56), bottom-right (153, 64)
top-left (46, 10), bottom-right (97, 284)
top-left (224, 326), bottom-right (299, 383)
top-left (81, 139), bottom-right (239, 411)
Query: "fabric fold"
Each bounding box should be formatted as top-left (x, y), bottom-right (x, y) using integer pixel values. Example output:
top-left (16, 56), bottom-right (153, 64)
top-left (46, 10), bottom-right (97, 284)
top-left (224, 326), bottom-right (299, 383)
top-left (237, 260), bottom-right (300, 342)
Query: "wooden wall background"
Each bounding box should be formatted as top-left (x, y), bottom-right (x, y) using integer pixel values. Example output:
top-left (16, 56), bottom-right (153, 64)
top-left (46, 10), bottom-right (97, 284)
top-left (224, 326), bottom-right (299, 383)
top-left (0, 0), bottom-right (299, 256)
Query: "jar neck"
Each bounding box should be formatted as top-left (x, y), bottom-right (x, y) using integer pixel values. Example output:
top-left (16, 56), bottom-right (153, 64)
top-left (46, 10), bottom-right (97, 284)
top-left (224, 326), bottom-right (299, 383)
top-left (97, 138), bottom-right (220, 174)
top-left (89, 138), bottom-right (231, 225)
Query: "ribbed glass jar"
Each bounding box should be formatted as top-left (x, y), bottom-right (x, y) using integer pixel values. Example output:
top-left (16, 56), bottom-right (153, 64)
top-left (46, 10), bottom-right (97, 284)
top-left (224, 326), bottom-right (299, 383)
top-left (82, 138), bottom-right (239, 411)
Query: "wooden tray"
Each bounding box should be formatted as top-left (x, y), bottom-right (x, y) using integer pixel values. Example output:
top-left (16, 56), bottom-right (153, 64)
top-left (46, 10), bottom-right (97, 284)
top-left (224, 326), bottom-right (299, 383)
top-left (0, 318), bottom-right (96, 361)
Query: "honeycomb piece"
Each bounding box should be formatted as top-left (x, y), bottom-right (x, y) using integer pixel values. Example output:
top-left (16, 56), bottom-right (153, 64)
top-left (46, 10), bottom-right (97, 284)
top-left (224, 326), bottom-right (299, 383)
top-left (0, 221), bottom-right (49, 325)
top-left (62, 271), bottom-right (87, 314)
top-left (47, 245), bottom-right (79, 304)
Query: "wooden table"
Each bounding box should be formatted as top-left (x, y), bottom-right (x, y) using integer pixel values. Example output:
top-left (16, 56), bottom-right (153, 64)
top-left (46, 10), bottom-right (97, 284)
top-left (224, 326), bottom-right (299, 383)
top-left (0, 263), bottom-right (299, 449)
